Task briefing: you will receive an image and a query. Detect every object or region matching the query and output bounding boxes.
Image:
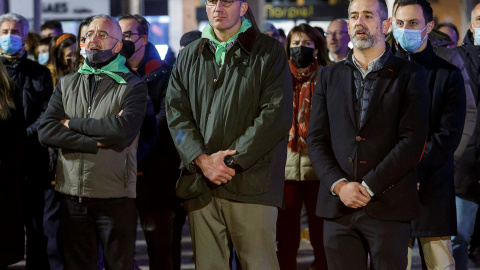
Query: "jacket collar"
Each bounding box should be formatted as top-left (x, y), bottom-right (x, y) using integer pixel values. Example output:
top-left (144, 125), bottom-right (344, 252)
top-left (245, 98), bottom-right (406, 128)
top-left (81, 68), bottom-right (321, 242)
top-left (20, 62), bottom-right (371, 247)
top-left (137, 42), bottom-right (163, 76)
top-left (395, 41), bottom-right (435, 69)
top-left (344, 43), bottom-right (391, 75)
top-left (462, 30), bottom-right (480, 52)
top-left (198, 27), bottom-right (258, 57)
top-left (341, 46), bottom-right (398, 131)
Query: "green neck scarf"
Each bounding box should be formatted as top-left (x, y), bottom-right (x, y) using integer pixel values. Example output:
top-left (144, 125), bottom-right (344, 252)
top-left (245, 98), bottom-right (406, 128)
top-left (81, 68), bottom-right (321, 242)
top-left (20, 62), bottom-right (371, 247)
top-left (201, 18), bottom-right (252, 64)
top-left (78, 54), bottom-right (130, 84)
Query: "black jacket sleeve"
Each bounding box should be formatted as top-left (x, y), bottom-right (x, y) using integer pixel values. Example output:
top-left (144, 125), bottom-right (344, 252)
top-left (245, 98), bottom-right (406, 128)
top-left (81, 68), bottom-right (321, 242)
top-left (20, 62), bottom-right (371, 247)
top-left (38, 82), bottom-right (99, 153)
top-left (26, 67), bottom-right (54, 138)
top-left (137, 95), bottom-right (159, 162)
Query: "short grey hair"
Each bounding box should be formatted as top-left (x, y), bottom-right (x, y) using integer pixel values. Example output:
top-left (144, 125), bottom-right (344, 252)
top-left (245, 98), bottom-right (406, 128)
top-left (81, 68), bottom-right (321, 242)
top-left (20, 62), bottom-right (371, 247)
top-left (0, 13), bottom-right (29, 37)
top-left (348, 0), bottom-right (389, 22)
top-left (90, 14), bottom-right (123, 40)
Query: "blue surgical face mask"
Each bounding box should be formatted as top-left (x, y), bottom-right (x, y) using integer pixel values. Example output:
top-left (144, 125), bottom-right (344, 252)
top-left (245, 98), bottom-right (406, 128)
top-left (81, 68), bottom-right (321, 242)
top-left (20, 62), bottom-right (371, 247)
top-left (37, 52), bottom-right (49, 65)
top-left (393, 23), bottom-right (428, 52)
top-left (472, 24), bottom-right (480, 46)
top-left (0, 34), bottom-right (23, 54)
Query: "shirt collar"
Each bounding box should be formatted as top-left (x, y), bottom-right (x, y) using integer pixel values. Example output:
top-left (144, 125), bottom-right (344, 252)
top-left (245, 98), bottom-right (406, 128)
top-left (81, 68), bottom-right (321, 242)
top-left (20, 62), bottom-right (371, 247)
top-left (346, 47), bottom-right (389, 79)
top-left (328, 52), bottom-right (347, 63)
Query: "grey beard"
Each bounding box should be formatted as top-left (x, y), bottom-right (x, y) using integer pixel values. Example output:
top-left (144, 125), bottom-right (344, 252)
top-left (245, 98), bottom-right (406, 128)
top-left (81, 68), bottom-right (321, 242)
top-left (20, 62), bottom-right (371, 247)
top-left (351, 34), bottom-right (377, 50)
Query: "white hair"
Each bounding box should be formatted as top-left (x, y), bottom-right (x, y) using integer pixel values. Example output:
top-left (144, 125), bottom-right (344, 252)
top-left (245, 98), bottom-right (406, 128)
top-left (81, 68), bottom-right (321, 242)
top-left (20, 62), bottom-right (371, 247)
top-left (0, 13), bottom-right (29, 37)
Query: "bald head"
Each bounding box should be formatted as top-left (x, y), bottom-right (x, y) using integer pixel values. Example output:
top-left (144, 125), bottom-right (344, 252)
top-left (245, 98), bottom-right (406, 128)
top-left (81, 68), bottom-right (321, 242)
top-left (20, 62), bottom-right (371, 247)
top-left (329, 19), bottom-right (347, 30)
top-left (326, 19), bottom-right (350, 59)
top-left (470, 3), bottom-right (480, 32)
top-left (90, 15), bottom-right (123, 41)
top-left (85, 15), bottom-right (123, 54)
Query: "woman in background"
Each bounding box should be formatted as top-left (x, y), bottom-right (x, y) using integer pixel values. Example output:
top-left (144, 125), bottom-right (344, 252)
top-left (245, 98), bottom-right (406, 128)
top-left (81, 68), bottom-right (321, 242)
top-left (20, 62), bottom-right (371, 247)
top-left (277, 23), bottom-right (328, 270)
top-left (46, 33), bottom-right (76, 87)
top-left (74, 16), bottom-right (94, 70)
top-left (0, 59), bottom-right (25, 269)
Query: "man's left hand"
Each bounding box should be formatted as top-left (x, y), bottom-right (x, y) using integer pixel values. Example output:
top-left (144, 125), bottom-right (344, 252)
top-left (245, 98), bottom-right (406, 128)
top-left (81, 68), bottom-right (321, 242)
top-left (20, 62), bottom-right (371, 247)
top-left (60, 119), bottom-right (70, 129)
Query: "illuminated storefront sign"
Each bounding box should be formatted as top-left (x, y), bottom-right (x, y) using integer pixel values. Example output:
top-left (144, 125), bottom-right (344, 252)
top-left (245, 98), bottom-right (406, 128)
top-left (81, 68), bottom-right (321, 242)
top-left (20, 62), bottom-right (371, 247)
top-left (264, 4), bottom-right (315, 20)
top-left (9, 0), bottom-right (110, 20)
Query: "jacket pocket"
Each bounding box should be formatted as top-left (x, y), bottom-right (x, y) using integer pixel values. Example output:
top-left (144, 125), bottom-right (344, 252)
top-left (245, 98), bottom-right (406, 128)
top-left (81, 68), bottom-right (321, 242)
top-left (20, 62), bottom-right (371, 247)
top-left (225, 157), bottom-right (272, 195)
top-left (176, 168), bottom-right (208, 200)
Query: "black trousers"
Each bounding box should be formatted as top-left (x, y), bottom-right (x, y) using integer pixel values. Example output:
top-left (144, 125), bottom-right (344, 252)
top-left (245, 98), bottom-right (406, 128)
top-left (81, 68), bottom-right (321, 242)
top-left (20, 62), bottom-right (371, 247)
top-left (59, 194), bottom-right (137, 270)
top-left (135, 173), bottom-right (186, 270)
top-left (323, 208), bottom-right (410, 270)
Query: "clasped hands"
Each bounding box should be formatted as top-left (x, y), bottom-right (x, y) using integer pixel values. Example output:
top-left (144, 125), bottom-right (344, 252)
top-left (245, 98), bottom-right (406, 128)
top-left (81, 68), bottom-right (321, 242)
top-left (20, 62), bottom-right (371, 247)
top-left (194, 149), bottom-right (237, 186)
top-left (334, 181), bottom-right (371, 209)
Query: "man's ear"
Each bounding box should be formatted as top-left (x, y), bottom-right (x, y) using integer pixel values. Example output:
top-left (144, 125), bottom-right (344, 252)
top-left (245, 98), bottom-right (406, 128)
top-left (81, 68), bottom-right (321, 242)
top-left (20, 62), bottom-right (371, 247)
top-left (22, 34), bottom-right (28, 46)
top-left (141, 35), bottom-right (148, 46)
top-left (382, 19), bottom-right (390, 35)
top-left (113, 41), bottom-right (123, 54)
top-left (426, 21), bottom-right (435, 34)
top-left (240, 2), bottom-right (248, 17)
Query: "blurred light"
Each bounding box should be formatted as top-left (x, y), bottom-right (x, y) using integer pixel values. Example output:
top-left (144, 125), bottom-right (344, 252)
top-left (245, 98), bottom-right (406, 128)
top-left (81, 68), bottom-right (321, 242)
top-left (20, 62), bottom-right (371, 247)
top-left (155, 45), bottom-right (169, 60)
top-left (145, 15), bottom-right (170, 24)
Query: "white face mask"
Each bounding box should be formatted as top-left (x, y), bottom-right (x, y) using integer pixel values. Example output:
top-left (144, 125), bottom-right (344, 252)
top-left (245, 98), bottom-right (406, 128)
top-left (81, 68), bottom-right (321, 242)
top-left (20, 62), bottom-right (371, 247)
top-left (472, 23), bottom-right (480, 46)
top-left (80, 44), bottom-right (87, 58)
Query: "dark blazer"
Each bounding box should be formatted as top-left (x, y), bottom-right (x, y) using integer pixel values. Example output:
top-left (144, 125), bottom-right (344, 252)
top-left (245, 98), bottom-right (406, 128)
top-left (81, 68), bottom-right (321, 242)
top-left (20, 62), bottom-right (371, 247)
top-left (396, 43), bottom-right (465, 237)
top-left (307, 49), bottom-right (430, 222)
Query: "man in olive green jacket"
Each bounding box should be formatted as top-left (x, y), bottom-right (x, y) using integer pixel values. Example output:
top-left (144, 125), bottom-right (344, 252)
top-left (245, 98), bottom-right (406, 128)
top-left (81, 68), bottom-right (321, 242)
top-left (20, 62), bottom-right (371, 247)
top-left (166, 1), bottom-right (292, 269)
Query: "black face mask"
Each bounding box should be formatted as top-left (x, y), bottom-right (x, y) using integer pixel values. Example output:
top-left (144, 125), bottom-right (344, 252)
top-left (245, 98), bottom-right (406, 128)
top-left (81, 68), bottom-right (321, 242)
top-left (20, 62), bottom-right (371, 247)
top-left (86, 42), bottom-right (117, 64)
top-left (121, 40), bottom-right (135, 59)
top-left (290, 46), bottom-right (315, 68)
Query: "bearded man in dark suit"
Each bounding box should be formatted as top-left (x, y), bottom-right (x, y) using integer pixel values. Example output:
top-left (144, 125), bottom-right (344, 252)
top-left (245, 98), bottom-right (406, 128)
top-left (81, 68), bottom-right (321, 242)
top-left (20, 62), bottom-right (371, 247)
top-left (307, 0), bottom-right (430, 268)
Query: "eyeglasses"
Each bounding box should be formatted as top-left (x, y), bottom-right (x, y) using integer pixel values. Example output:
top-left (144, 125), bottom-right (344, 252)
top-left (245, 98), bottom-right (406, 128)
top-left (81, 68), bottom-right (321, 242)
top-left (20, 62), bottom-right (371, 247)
top-left (325, 31), bottom-right (348, 37)
top-left (84, 31), bottom-right (119, 41)
top-left (205, 0), bottom-right (244, 7)
top-left (122, 32), bottom-right (141, 40)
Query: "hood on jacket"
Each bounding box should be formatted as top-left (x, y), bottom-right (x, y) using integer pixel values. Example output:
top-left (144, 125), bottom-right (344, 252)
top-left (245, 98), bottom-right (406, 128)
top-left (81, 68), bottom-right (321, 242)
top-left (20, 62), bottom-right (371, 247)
top-left (137, 42), bottom-right (163, 76)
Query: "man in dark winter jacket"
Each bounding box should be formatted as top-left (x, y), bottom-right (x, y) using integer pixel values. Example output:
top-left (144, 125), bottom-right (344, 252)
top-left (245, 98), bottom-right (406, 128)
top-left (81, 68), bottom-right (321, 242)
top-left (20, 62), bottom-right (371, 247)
top-left (453, 3), bottom-right (480, 270)
top-left (392, 1), bottom-right (466, 269)
top-left (387, 1), bottom-right (477, 162)
top-left (0, 13), bottom-right (58, 270)
top-left (38, 15), bottom-right (148, 269)
top-left (119, 14), bottom-right (183, 270)
top-left (166, 1), bottom-right (292, 269)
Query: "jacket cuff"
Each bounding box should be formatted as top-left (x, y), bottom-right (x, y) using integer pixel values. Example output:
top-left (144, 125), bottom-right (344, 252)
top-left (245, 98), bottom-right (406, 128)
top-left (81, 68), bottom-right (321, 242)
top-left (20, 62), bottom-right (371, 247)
top-left (82, 136), bottom-right (99, 154)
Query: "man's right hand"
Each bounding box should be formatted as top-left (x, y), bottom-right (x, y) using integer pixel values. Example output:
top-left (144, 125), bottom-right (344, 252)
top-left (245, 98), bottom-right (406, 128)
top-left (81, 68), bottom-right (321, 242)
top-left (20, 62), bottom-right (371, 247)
top-left (335, 182), bottom-right (371, 208)
top-left (194, 150), bottom-right (237, 185)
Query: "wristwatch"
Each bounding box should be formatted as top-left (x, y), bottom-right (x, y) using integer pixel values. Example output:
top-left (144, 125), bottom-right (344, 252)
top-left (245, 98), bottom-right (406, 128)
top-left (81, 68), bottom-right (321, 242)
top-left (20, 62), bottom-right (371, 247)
top-left (224, 155), bottom-right (237, 168)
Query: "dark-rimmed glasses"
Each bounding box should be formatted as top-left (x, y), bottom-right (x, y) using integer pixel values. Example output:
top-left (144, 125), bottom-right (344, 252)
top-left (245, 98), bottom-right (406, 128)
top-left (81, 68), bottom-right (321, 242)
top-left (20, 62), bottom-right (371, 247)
top-left (205, 0), bottom-right (244, 7)
top-left (84, 31), bottom-right (119, 41)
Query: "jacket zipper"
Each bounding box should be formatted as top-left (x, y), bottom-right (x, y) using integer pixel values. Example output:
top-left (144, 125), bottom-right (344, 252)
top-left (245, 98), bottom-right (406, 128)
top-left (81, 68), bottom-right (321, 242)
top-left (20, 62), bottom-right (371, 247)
top-left (79, 75), bottom-right (100, 202)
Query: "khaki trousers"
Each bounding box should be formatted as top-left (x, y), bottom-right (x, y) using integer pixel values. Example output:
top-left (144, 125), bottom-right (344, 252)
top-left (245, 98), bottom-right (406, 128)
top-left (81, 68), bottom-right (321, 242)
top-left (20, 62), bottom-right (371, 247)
top-left (407, 237), bottom-right (455, 270)
top-left (188, 197), bottom-right (279, 270)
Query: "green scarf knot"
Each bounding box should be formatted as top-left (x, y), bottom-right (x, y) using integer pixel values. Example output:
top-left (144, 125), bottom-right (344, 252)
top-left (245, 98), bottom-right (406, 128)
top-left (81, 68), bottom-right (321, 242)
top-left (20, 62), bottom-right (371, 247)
top-left (201, 18), bottom-right (252, 65)
top-left (78, 54), bottom-right (130, 84)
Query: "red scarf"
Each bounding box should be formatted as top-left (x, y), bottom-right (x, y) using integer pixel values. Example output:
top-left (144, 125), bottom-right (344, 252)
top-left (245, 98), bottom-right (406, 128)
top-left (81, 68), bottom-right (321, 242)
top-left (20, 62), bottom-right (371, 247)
top-left (288, 59), bottom-right (319, 152)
